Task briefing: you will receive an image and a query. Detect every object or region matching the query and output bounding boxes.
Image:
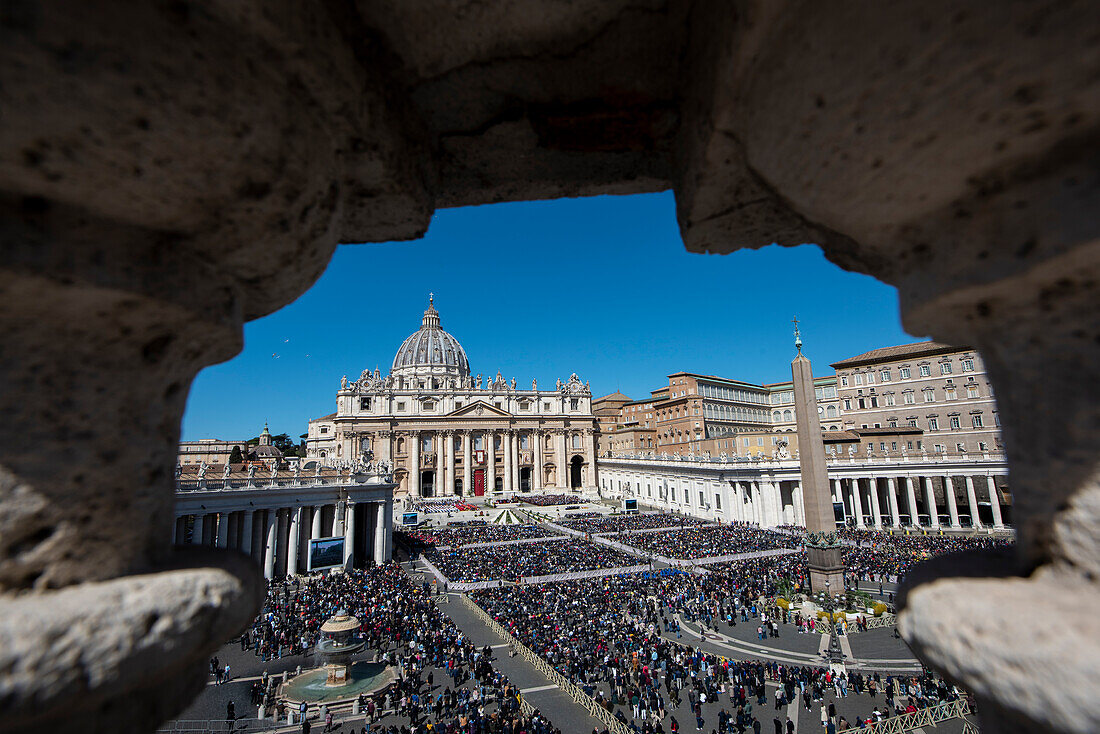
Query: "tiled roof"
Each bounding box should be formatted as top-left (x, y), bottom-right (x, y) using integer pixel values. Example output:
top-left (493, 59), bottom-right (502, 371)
top-left (830, 341), bottom-right (966, 368)
top-left (595, 391), bottom-right (632, 402)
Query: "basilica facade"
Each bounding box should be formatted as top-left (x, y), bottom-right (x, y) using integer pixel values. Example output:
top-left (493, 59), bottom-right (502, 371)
top-left (305, 298), bottom-right (598, 497)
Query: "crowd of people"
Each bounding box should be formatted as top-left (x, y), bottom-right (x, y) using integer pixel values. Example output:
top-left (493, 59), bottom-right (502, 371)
top-left (558, 512), bottom-right (709, 535)
top-left (618, 524), bottom-right (802, 560)
top-left (471, 571), bottom-right (966, 732)
top-left (409, 498), bottom-right (480, 514)
top-left (519, 494), bottom-right (582, 506)
top-left (243, 563), bottom-right (563, 733)
top-left (840, 530), bottom-right (1013, 583)
top-left (405, 522), bottom-right (561, 547)
top-left (424, 538), bottom-right (641, 582)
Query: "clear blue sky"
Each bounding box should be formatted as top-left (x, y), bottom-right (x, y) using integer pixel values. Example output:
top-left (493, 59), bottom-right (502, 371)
top-left (182, 191), bottom-right (918, 441)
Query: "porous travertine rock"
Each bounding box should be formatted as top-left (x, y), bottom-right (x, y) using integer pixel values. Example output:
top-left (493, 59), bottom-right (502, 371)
top-left (0, 1), bottom-right (1097, 732)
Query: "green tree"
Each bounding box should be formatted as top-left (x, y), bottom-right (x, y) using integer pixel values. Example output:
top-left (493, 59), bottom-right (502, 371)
top-left (229, 445), bottom-right (243, 464)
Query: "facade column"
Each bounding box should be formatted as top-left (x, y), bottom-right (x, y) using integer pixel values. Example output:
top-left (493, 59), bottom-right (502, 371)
top-left (307, 505), bottom-right (323, 572)
top-left (831, 478), bottom-right (843, 518)
top-left (503, 430), bottom-right (513, 493)
top-left (964, 475), bottom-right (983, 529)
top-left (986, 475), bottom-right (1005, 528)
top-left (330, 502), bottom-right (341, 537)
top-left (904, 476), bottom-right (920, 527)
top-left (276, 508), bottom-right (290, 577)
top-left (557, 430), bottom-right (569, 489)
top-left (226, 512), bottom-right (239, 550)
top-left (409, 431), bottom-right (421, 496)
top-left (514, 431), bottom-right (522, 490)
top-left (216, 513), bottom-right (230, 548)
top-left (886, 476), bottom-right (902, 527)
top-left (584, 429), bottom-right (596, 489)
top-left (446, 430), bottom-right (456, 496)
top-left (534, 430), bottom-right (544, 491)
top-left (190, 514), bottom-right (205, 545)
top-left (240, 509), bottom-right (254, 558)
top-left (435, 431), bottom-right (445, 495)
top-left (751, 481), bottom-right (764, 525)
top-left (286, 506), bottom-right (301, 576)
top-left (944, 476), bottom-right (961, 528)
top-left (868, 477), bottom-right (884, 528)
top-left (373, 501), bottom-right (386, 565)
top-left (263, 509), bottom-right (278, 580)
top-left (850, 478), bottom-right (866, 528)
top-left (486, 430), bottom-right (496, 492)
top-left (923, 477), bottom-right (940, 528)
top-left (343, 501), bottom-right (355, 567)
top-left (172, 516), bottom-right (183, 544)
top-left (462, 430), bottom-right (472, 496)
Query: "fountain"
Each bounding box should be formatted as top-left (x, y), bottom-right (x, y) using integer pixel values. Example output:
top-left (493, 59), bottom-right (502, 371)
top-left (279, 609), bottom-right (395, 704)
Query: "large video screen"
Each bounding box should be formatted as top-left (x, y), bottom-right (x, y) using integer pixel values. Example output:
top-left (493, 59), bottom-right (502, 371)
top-left (402, 512), bottom-right (419, 526)
top-left (624, 498), bottom-right (638, 512)
top-left (309, 536), bottom-right (345, 570)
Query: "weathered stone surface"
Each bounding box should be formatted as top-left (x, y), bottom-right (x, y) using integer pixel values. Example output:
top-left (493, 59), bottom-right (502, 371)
top-left (0, 1), bottom-right (1097, 732)
top-left (0, 548), bottom-right (263, 732)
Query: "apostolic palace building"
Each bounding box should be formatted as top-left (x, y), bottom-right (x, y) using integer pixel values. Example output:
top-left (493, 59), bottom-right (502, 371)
top-left (305, 298), bottom-right (598, 497)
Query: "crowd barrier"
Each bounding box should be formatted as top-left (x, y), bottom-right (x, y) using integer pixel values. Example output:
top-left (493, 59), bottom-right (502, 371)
top-left (522, 565), bottom-right (651, 584)
top-left (460, 595), bottom-right (632, 734)
top-left (864, 698), bottom-right (973, 733)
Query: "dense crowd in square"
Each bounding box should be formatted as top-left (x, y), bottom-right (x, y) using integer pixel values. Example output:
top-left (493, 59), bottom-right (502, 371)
top-left (519, 494), bottom-right (581, 506)
top-left (470, 572), bottom-right (965, 732)
top-left (409, 498), bottom-right (480, 513)
top-left (424, 538), bottom-right (641, 582)
top-left (405, 522), bottom-right (561, 547)
top-left (618, 523), bottom-right (802, 560)
top-left (557, 512), bottom-right (710, 535)
top-left (238, 564), bottom-right (561, 733)
top-left (839, 530), bottom-right (1013, 582)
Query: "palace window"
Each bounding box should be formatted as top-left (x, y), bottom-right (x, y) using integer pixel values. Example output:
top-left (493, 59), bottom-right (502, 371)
top-left (714, 493), bottom-right (721, 510)
top-left (421, 435), bottom-right (432, 451)
top-left (945, 387), bottom-right (957, 400)
top-left (889, 419), bottom-right (898, 427)
top-left (979, 441), bottom-right (988, 451)
top-left (854, 373), bottom-right (863, 385)
top-left (397, 401), bottom-right (406, 411)
top-left (843, 399), bottom-right (851, 410)
top-left (360, 397), bottom-right (371, 411)
top-left (920, 364), bottom-right (931, 377)
top-left (885, 394), bottom-right (896, 406)
top-left (906, 440), bottom-right (914, 450)
top-left (891, 442), bottom-right (898, 451)
top-left (881, 370), bottom-right (891, 382)
top-left (935, 444), bottom-right (946, 453)
top-left (941, 362), bottom-right (953, 375)
top-left (950, 416), bottom-right (961, 429)
top-left (908, 418), bottom-right (918, 427)
top-left (972, 414), bottom-right (984, 428)
top-left (473, 435), bottom-right (484, 450)
top-left (494, 436), bottom-right (502, 450)
top-left (320, 426), bottom-right (328, 434)
top-left (900, 367), bottom-right (911, 379)
top-left (867, 443), bottom-right (874, 453)
top-left (423, 400), bottom-right (435, 411)
top-left (903, 391), bottom-right (915, 405)
top-left (519, 434), bottom-right (530, 449)
top-left (929, 417), bottom-right (939, 430)
top-left (923, 388), bottom-right (935, 402)
top-left (840, 375), bottom-right (849, 386)
top-left (826, 405), bottom-right (837, 418)
top-left (867, 372), bottom-right (874, 384)
top-left (967, 385), bottom-right (979, 399)
top-left (570, 398), bottom-right (579, 410)
top-left (572, 434), bottom-right (581, 448)
top-left (543, 401), bottom-right (550, 411)
top-left (962, 359), bottom-right (974, 371)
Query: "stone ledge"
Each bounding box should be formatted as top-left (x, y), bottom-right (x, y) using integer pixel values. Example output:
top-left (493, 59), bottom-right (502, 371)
top-left (0, 548), bottom-right (263, 733)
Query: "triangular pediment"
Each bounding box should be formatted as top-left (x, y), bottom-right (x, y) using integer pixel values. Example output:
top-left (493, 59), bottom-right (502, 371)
top-left (447, 400), bottom-right (512, 417)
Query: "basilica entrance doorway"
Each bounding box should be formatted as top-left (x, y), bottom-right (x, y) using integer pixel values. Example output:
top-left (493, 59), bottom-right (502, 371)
top-left (519, 467), bottom-right (531, 492)
top-left (473, 469), bottom-right (485, 496)
top-left (421, 470), bottom-right (435, 497)
top-left (570, 456), bottom-right (583, 489)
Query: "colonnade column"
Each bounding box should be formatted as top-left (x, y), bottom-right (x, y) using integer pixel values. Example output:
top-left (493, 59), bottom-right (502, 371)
top-left (534, 430), bottom-right (544, 491)
top-left (462, 431), bottom-right (472, 496)
top-left (307, 505), bottom-right (323, 572)
top-left (792, 482), bottom-right (804, 526)
top-left (964, 476), bottom-right (983, 529)
top-left (850, 479), bottom-right (866, 528)
top-left (435, 431), bottom-right (445, 495)
top-left (486, 430), bottom-right (496, 492)
top-left (190, 513), bottom-right (205, 545)
top-left (943, 476), bottom-right (960, 528)
top-left (241, 509), bottom-right (254, 557)
top-left (868, 478), bottom-right (884, 528)
top-left (409, 432), bottom-right (421, 496)
top-left (383, 497), bottom-right (393, 561)
top-left (904, 477), bottom-right (920, 527)
top-left (373, 501), bottom-right (386, 565)
top-left (503, 430), bottom-right (513, 493)
top-left (886, 477), bottom-right (902, 527)
top-left (216, 513), bottom-right (229, 548)
top-left (831, 478), bottom-right (843, 518)
top-left (923, 477), bottom-right (940, 528)
top-left (286, 507), bottom-right (301, 576)
top-left (263, 510), bottom-right (278, 580)
top-left (445, 430), bottom-right (455, 496)
top-left (343, 502), bottom-right (355, 567)
top-left (986, 475), bottom-right (1004, 528)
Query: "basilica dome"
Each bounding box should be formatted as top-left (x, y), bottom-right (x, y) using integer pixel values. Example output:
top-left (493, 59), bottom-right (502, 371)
top-left (391, 298), bottom-right (471, 380)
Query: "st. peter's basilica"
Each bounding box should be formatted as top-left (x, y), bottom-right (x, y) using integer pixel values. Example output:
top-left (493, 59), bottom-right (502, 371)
top-left (305, 297), bottom-right (598, 497)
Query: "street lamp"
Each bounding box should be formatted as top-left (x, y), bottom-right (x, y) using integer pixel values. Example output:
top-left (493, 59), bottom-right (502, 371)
top-left (822, 579), bottom-right (847, 669)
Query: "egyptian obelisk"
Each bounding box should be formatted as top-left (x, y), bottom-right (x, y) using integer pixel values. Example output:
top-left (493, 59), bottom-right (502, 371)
top-left (791, 319), bottom-right (845, 594)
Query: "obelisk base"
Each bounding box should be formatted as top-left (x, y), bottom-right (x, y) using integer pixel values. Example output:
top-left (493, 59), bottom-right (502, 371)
top-left (806, 544), bottom-right (846, 594)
